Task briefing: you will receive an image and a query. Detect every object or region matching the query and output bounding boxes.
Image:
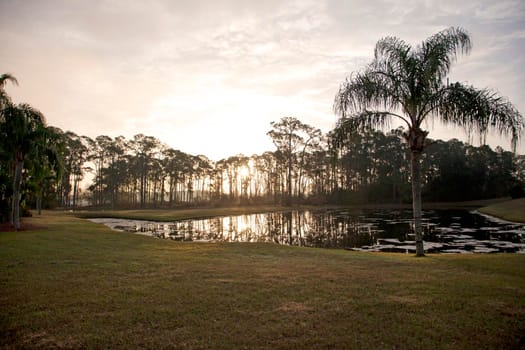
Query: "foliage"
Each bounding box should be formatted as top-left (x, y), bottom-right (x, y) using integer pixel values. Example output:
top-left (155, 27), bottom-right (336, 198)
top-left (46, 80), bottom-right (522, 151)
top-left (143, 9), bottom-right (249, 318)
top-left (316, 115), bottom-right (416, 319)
top-left (0, 75), bottom-right (62, 226)
top-left (0, 102), bottom-right (53, 228)
top-left (267, 117), bottom-right (323, 204)
top-left (73, 128), bottom-right (525, 208)
top-left (422, 142), bottom-right (519, 201)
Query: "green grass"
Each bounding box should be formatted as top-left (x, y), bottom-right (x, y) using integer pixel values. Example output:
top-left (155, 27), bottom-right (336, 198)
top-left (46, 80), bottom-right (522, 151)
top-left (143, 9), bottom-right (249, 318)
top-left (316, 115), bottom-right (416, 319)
top-left (479, 197), bottom-right (525, 223)
top-left (1, 211), bottom-right (525, 349)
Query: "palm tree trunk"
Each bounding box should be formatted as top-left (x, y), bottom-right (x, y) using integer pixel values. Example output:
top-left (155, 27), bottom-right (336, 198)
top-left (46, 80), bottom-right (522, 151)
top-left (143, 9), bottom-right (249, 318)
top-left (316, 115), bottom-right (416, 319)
top-left (410, 152), bottom-right (425, 256)
top-left (11, 159), bottom-right (24, 230)
top-left (37, 188), bottom-right (42, 215)
top-left (73, 175), bottom-right (78, 208)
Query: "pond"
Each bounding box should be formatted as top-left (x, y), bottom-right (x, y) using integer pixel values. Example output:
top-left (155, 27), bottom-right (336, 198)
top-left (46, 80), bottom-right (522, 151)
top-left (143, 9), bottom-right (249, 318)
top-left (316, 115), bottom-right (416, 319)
top-left (89, 209), bottom-right (525, 253)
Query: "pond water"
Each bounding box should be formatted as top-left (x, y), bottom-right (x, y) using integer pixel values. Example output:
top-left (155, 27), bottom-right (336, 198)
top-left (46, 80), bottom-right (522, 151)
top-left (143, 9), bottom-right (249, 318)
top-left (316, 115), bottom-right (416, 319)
top-left (89, 209), bottom-right (525, 253)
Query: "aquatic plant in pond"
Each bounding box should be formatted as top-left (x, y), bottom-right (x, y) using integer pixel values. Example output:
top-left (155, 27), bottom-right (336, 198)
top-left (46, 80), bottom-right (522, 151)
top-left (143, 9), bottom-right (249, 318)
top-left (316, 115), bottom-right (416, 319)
top-left (90, 209), bottom-right (525, 253)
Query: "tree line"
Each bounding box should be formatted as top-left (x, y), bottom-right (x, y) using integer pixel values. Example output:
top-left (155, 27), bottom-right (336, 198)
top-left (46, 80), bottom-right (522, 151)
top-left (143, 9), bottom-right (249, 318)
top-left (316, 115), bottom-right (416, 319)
top-left (1, 102), bottom-right (523, 221)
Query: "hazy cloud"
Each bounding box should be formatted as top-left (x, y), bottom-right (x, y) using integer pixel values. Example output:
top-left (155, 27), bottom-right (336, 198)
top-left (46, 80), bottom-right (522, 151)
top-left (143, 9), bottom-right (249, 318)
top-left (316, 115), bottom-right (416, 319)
top-left (1, 0), bottom-right (524, 159)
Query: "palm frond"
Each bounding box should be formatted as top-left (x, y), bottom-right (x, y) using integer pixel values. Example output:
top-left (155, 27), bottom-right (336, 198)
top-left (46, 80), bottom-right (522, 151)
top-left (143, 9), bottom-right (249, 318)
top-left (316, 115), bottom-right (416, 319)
top-left (0, 73), bottom-right (18, 88)
top-left (373, 36), bottom-right (413, 98)
top-left (439, 82), bottom-right (523, 150)
top-left (0, 73), bottom-right (18, 107)
top-left (419, 27), bottom-right (471, 83)
top-left (331, 110), bottom-right (395, 147)
top-left (18, 103), bottom-right (47, 126)
top-left (374, 36), bottom-right (412, 66)
top-left (334, 70), bottom-right (404, 118)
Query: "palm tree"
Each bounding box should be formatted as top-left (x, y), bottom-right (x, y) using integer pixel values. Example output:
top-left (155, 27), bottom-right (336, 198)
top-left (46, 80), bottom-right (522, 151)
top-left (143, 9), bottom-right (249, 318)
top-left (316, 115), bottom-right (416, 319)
top-left (0, 103), bottom-right (47, 229)
top-left (333, 27), bottom-right (524, 256)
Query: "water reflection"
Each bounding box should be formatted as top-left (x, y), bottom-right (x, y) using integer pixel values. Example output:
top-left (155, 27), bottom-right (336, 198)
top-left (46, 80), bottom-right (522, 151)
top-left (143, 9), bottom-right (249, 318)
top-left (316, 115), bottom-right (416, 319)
top-left (90, 209), bottom-right (525, 253)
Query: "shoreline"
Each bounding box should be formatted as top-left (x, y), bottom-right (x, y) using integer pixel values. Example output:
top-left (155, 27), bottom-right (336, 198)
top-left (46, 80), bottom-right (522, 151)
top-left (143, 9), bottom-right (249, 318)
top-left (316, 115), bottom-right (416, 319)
top-left (477, 198), bottom-right (525, 223)
top-left (71, 198), bottom-right (511, 222)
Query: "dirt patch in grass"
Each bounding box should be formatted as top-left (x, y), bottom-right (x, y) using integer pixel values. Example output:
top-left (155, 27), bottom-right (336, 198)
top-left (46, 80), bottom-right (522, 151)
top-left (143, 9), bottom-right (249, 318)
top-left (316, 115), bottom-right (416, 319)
top-left (276, 301), bottom-right (314, 313)
top-left (385, 295), bottom-right (427, 305)
top-left (16, 331), bottom-right (80, 349)
top-left (0, 222), bottom-right (47, 232)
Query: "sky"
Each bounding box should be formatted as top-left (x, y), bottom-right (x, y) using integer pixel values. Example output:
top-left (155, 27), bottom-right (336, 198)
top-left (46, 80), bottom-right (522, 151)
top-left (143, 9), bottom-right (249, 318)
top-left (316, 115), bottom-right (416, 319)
top-left (1, 0), bottom-right (525, 159)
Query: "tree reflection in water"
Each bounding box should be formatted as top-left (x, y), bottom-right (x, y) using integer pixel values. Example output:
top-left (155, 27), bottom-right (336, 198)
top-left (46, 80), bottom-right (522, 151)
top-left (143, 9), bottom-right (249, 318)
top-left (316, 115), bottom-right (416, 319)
top-left (91, 209), bottom-right (525, 253)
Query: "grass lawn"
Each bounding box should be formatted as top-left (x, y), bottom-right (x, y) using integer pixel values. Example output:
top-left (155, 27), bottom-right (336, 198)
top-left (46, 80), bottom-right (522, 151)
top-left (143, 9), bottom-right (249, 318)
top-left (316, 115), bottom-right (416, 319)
top-left (479, 197), bottom-right (525, 223)
top-left (1, 211), bottom-right (525, 349)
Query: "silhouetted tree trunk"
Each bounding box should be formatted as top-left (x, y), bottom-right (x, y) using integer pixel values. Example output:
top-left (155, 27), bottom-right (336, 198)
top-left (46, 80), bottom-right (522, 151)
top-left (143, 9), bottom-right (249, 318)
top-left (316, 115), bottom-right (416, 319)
top-left (11, 159), bottom-right (23, 229)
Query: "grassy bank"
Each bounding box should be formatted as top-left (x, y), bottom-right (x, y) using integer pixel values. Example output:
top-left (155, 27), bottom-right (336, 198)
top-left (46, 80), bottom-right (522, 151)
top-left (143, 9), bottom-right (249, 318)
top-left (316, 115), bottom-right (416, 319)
top-left (1, 211), bottom-right (524, 349)
top-left (74, 205), bottom-right (297, 222)
top-left (479, 197), bottom-right (525, 223)
top-left (73, 198), bottom-right (507, 222)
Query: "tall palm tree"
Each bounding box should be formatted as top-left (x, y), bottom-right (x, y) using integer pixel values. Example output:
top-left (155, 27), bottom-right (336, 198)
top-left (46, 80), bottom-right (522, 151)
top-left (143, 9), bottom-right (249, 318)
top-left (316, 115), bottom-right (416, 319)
top-left (333, 27), bottom-right (523, 256)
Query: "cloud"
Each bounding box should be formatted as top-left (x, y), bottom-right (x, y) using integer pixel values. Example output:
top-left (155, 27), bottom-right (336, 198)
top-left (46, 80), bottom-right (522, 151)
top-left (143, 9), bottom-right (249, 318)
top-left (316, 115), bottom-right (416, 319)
top-left (1, 0), bottom-right (524, 157)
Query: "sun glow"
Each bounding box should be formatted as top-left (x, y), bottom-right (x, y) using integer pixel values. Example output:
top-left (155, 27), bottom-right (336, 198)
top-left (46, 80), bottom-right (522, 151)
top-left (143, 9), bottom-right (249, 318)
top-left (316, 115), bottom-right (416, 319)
top-left (146, 86), bottom-right (327, 160)
top-left (239, 165), bottom-right (250, 178)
